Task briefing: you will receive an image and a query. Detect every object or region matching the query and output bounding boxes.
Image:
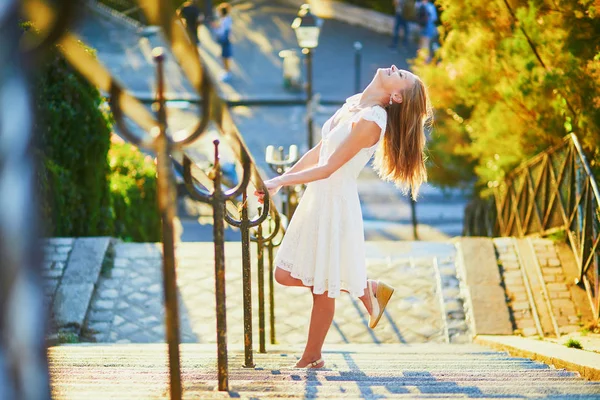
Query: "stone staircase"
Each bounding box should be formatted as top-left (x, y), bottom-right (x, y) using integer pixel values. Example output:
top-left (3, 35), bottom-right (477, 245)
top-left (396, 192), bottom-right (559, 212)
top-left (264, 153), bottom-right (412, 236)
top-left (48, 343), bottom-right (600, 399)
top-left (44, 238), bottom-right (600, 398)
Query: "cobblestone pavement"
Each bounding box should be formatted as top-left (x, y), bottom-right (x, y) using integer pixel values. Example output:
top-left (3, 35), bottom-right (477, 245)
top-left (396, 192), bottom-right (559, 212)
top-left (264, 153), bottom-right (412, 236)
top-left (85, 241), bottom-right (469, 345)
top-left (493, 237), bottom-right (582, 337)
top-left (41, 238), bottom-right (75, 313)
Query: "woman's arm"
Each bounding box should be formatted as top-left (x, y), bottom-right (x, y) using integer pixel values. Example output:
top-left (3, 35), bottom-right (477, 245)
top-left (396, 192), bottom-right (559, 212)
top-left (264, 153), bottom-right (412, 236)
top-left (283, 141), bottom-right (322, 175)
top-left (272, 119), bottom-right (380, 188)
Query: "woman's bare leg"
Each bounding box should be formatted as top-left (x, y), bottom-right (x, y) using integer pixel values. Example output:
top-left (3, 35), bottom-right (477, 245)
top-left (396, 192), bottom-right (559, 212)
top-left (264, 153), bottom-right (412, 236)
top-left (275, 268), bottom-right (377, 314)
top-left (274, 267), bottom-right (309, 288)
top-left (296, 291), bottom-right (334, 367)
top-left (275, 268), bottom-right (378, 365)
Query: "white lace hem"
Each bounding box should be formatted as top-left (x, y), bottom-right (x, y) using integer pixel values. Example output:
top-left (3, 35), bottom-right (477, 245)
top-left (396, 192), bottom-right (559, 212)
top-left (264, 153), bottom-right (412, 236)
top-left (276, 259), bottom-right (367, 299)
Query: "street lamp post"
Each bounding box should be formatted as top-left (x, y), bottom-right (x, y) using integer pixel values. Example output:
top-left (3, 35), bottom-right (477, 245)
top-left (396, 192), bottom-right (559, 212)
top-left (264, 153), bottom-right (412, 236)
top-left (292, 4), bottom-right (321, 150)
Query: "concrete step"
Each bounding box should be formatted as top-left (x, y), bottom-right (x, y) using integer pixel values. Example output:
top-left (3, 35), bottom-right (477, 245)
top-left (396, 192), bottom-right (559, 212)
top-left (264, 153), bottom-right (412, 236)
top-left (48, 344), bottom-right (600, 399)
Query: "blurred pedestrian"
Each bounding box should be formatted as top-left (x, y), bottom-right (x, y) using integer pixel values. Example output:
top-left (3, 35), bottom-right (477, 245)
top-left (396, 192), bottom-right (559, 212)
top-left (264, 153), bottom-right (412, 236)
top-left (416, 0), bottom-right (438, 61)
top-left (389, 0), bottom-right (409, 50)
top-left (256, 65), bottom-right (431, 369)
top-left (213, 2), bottom-right (233, 82)
top-left (177, 0), bottom-right (204, 45)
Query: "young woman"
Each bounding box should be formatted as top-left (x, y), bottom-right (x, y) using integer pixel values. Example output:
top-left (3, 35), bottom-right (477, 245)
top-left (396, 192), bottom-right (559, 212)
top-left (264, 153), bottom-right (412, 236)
top-left (212, 3), bottom-right (233, 81)
top-left (256, 65), bottom-right (431, 368)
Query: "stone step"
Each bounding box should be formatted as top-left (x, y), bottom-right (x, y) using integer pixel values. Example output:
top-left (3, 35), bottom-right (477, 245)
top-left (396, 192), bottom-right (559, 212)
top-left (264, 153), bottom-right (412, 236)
top-left (53, 384), bottom-right (600, 400)
top-left (48, 344), bottom-right (599, 399)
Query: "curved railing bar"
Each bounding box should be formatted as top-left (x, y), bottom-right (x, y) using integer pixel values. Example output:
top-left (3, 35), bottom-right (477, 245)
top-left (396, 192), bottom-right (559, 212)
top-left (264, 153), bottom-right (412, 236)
top-left (63, 35), bottom-right (157, 146)
top-left (260, 213), bottom-right (282, 243)
top-left (183, 156), bottom-right (212, 203)
top-left (109, 83), bottom-right (158, 148)
top-left (182, 152), bottom-right (278, 234)
top-left (213, 104), bottom-right (274, 198)
top-left (250, 196), bottom-right (272, 228)
top-left (223, 184), bottom-right (272, 229)
top-left (222, 192), bottom-right (271, 229)
top-left (223, 150), bottom-right (252, 199)
top-left (224, 209), bottom-right (241, 228)
top-left (21, 0), bottom-right (78, 62)
top-left (23, 2), bottom-right (157, 147)
top-left (137, 0), bottom-right (211, 147)
top-left (173, 154), bottom-right (240, 215)
top-left (182, 144), bottom-right (255, 206)
top-left (271, 234), bottom-right (285, 248)
top-left (251, 211), bottom-right (281, 242)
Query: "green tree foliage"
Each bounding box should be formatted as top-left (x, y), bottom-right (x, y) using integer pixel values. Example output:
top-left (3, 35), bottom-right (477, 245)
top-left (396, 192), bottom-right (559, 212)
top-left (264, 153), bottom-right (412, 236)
top-left (108, 140), bottom-right (161, 242)
top-left (34, 43), bottom-right (113, 236)
top-left (413, 0), bottom-right (600, 193)
top-left (34, 38), bottom-right (160, 242)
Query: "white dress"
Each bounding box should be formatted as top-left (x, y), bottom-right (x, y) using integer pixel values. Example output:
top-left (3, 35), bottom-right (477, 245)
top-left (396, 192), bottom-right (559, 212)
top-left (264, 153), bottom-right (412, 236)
top-left (274, 94), bottom-right (388, 298)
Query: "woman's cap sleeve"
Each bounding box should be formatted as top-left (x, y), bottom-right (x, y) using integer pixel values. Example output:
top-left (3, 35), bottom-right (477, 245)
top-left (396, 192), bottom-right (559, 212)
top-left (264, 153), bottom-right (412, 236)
top-left (360, 106), bottom-right (387, 134)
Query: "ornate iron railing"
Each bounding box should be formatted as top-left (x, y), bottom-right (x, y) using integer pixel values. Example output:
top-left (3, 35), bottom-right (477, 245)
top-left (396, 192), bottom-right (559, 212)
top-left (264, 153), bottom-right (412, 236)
top-left (464, 134), bottom-right (600, 319)
top-left (0, 0), bottom-right (75, 398)
top-left (23, 0), bottom-right (290, 397)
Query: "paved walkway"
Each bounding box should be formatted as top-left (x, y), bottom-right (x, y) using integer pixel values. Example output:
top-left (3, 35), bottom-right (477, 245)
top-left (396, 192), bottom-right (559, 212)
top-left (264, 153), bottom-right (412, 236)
top-left (84, 241), bottom-right (470, 345)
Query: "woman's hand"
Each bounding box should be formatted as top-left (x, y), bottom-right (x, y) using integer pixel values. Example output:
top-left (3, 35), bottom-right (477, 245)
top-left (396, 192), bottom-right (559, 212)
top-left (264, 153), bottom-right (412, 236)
top-left (254, 177), bottom-right (282, 204)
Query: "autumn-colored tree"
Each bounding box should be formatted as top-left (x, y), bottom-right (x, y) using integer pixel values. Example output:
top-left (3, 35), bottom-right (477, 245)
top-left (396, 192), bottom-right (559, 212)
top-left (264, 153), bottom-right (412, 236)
top-left (413, 0), bottom-right (600, 194)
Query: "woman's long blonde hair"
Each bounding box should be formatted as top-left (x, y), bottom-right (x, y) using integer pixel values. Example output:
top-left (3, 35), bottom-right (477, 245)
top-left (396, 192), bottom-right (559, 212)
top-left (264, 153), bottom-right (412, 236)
top-left (373, 78), bottom-right (431, 201)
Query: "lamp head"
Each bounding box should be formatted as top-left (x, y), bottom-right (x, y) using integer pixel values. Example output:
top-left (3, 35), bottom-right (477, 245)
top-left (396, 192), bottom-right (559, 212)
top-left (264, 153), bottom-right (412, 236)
top-left (291, 4), bottom-right (321, 49)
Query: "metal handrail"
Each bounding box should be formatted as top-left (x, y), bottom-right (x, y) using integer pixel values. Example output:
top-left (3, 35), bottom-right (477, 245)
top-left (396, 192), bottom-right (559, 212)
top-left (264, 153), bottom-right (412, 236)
top-left (464, 133), bottom-right (600, 319)
top-left (1, 1), bottom-right (60, 398)
top-left (25, 0), bottom-right (290, 396)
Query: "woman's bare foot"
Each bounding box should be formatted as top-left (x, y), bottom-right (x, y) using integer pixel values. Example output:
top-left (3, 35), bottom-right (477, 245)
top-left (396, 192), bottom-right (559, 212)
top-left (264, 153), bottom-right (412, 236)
top-left (359, 280), bottom-right (378, 315)
top-left (295, 356), bottom-right (325, 368)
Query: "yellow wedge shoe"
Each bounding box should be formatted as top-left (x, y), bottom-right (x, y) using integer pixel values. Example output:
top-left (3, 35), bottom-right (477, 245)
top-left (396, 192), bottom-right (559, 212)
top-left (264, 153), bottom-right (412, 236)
top-left (367, 280), bottom-right (395, 329)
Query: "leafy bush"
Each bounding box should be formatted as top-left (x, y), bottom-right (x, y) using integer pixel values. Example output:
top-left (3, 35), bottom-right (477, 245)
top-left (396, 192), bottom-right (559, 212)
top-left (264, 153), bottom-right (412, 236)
top-left (33, 29), bottom-right (160, 242)
top-left (37, 154), bottom-right (82, 235)
top-left (565, 338), bottom-right (583, 349)
top-left (413, 1), bottom-right (600, 193)
top-left (108, 140), bottom-right (160, 242)
top-left (34, 42), bottom-right (113, 237)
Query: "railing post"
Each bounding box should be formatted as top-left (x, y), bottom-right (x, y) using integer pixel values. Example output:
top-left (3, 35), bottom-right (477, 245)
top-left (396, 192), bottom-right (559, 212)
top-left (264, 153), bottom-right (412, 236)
top-left (0, 3), bottom-right (52, 398)
top-left (267, 220), bottom-right (278, 345)
top-left (410, 188), bottom-right (419, 240)
top-left (354, 41), bottom-right (362, 93)
top-left (152, 48), bottom-right (182, 400)
top-left (303, 47), bottom-right (314, 149)
top-left (240, 191), bottom-right (255, 368)
top-left (210, 140), bottom-right (229, 391)
top-left (256, 210), bottom-right (266, 353)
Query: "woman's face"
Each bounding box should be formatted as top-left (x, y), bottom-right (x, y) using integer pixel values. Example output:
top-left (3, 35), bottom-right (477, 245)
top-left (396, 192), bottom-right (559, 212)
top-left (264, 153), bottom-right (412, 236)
top-left (377, 65), bottom-right (416, 95)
